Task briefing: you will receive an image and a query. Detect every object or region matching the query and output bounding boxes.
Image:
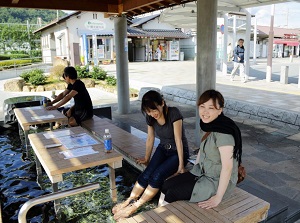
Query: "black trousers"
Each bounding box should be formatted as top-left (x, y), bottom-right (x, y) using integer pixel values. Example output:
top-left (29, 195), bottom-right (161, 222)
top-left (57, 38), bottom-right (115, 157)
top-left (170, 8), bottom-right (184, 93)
top-left (161, 171), bottom-right (198, 203)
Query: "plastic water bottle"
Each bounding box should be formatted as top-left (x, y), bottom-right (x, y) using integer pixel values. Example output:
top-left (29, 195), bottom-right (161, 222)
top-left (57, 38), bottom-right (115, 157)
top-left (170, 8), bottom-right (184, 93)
top-left (103, 129), bottom-right (112, 153)
top-left (43, 97), bottom-right (47, 107)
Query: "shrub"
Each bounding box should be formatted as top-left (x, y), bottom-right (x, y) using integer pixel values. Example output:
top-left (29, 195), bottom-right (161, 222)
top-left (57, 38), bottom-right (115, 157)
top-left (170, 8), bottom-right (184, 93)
top-left (50, 65), bottom-right (65, 80)
top-left (31, 58), bottom-right (42, 63)
top-left (21, 69), bottom-right (46, 86)
top-left (90, 66), bottom-right (107, 80)
top-left (9, 54), bottom-right (29, 59)
top-left (30, 50), bottom-right (42, 58)
top-left (29, 72), bottom-right (46, 86)
top-left (0, 59), bottom-right (32, 68)
top-left (75, 65), bottom-right (90, 78)
top-left (0, 55), bottom-right (11, 61)
top-left (20, 70), bottom-right (31, 82)
top-left (106, 76), bottom-right (117, 86)
top-left (7, 50), bottom-right (27, 54)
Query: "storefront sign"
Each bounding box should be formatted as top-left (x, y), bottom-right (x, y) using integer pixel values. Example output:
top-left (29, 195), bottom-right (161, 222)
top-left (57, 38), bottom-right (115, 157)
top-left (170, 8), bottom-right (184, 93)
top-left (85, 20), bottom-right (106, 31)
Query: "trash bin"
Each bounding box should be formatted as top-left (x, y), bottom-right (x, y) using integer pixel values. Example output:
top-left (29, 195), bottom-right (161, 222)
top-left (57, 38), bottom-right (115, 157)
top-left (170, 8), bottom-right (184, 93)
top-left (179, 52), bottom-right (184, 61)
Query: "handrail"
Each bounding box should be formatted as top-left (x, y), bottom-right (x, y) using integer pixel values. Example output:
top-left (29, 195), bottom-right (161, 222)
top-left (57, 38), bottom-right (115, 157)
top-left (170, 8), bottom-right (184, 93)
top-left (18, 183), bottom-right (100, 223)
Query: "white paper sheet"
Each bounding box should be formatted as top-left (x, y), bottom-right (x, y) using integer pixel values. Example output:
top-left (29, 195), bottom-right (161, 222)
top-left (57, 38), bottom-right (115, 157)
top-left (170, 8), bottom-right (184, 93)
top-left (31, 114), bottom-right (55, 120)
top-left (58, 133), bottom-right (99, 149)
top-left (25, 106), bottom-right (43, 110)
top-left (43, 130), bottom-right (74, 139)
top-left (60, 146), bottom-right (99, 159)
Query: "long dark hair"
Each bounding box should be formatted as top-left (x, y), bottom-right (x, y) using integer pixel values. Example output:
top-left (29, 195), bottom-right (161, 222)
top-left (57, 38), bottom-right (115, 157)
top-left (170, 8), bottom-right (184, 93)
top-left (141, 90), bottom-right (167, 125)
top-left (199, 90), bottom-right (242, 165)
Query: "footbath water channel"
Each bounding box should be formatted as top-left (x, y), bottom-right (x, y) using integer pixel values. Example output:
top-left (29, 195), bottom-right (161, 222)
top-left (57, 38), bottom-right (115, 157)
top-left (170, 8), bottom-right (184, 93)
top-left (0, 122), bottom-right (158, 223)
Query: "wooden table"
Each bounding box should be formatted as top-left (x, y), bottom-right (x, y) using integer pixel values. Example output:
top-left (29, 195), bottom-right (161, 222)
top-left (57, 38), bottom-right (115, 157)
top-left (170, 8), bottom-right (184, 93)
top-left (28, 126), bottom-right (123, 204)
top-left (14, 106), bottom-right (68, 151)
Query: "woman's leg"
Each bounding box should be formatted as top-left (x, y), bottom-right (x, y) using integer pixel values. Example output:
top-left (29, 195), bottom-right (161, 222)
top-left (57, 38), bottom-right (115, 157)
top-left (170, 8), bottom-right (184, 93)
top-left (113, 146), bottom-right (166, 216)
top-left (114, 185), bottom-right (159, 220)
top-left (147, 151), bottom-right (180, 189)
top-left (137, 145), bottom-right (167, 188)
top-left (112, 182), bottom-right (145, 214)
top-left (161, 172), bottom-right (197, 203)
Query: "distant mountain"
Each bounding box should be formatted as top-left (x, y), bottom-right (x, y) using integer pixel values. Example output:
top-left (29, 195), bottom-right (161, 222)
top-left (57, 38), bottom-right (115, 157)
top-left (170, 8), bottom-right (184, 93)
top-left (0, 8), bottom-right (67, 24)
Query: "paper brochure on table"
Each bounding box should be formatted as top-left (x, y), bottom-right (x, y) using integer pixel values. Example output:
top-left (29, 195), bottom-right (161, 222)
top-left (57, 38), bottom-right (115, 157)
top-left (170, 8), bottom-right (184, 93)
top-left (43, 130), bottom-right (74, 139)
top-left (58, 133), bottom-right (99, 149)
top-left (31, 114), bottom-right (55, 120)
top-left (25, 106), bottom-right (42, 110)
top-left (60, 146), bottom-right (99, 159)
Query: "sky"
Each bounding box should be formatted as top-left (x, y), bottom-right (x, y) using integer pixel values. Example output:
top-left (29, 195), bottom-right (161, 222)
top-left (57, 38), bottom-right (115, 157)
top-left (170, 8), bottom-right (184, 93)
top-left (249, 2), bottom-right (300, 28)
top-left (62, 2), bottom-right (300, 29)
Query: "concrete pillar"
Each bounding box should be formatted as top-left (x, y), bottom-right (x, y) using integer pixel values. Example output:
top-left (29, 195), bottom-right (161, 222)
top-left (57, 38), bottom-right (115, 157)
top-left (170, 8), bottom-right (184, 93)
top-left (244, 10), bottom-right (251, 79)
top-left (114, 16), bottom-right (130, 114)
top-left (195, 0), bottom-right (217, 146)
top-left (280, 66), bottom-right (289, 84)
top-left (222, 13), bottom-right (229, 76)
top-left (233, 15), bottom-right (237, 46)
top-left (298, 65), bottom-right (300, 88)
top-left (147, 38), bottom-right (150, 62)
top-left (266, 5), bottom-right (275, 82)
top-left (253, 16), bottom-right (257, 64)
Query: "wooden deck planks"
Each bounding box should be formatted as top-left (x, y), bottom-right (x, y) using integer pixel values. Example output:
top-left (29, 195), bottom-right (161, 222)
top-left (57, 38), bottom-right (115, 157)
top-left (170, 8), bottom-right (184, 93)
top-left (177, 201), bottom-right (214, 223)
top-left (171, 201), bottom-right (204, 223)
top-left (218, 195), bottom-right (258, 215)
top-left (125, 197), bottom-right (269, 223)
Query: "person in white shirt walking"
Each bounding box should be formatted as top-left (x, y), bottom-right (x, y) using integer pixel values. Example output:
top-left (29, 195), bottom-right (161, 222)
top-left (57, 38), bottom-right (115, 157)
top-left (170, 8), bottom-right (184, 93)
top-left (230, 39), bottom-right (248, 83)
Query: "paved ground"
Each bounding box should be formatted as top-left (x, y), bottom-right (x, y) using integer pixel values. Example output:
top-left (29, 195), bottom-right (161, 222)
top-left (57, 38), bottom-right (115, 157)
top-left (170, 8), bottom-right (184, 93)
top-left (1, 58), bottom-right (300, 218)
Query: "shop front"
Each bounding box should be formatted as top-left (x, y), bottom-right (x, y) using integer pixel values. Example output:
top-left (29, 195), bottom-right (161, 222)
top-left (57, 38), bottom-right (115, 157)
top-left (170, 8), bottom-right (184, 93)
top-left (128, 30), bottom-right (188, 62)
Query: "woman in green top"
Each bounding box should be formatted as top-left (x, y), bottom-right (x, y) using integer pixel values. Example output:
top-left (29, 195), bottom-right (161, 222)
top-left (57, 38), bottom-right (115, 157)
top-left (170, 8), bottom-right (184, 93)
top-left (160, 89), bottom-right (242, 209)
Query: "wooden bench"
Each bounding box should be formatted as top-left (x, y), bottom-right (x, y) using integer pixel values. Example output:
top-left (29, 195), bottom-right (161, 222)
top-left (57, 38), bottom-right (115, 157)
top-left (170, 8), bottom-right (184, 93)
top-left (120, 187), bottom-right (270, 223)
top-left (81, 115), bottom-right (149, 171)
top-left (82, 116), bottom-right (270, 223)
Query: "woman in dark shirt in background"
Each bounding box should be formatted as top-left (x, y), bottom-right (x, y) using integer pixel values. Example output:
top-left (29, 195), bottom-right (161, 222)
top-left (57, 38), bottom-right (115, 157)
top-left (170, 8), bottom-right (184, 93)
top-left (112, 90), bottom-right (189, 220)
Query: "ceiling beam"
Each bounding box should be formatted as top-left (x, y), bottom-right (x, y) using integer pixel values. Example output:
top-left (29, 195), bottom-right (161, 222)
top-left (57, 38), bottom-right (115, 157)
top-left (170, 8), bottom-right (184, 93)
top-left (123, 0), bottom-right (163, 12)
top-left (0, 0), bottom-right (119, 13)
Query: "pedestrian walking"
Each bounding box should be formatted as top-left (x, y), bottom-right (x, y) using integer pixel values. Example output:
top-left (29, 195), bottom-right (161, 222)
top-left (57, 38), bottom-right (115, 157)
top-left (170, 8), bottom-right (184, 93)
top-left (230, 39), bottom-right (248, 83)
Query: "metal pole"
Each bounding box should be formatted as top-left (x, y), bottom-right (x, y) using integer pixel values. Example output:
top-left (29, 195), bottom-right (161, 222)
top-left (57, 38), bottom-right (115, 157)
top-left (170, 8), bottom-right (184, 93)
top-left (266, 5), bottom-right (275, 82)
top-left (18, 183), bottom-right (99, 223)
top-left (245, 10), bottom-right (251, 80)
top-left (253, 16), bottom-right (257, 64)
top-left (233, 15), bottom-right (237, 47)
top-left (222, 13), bottom-right (228, 76)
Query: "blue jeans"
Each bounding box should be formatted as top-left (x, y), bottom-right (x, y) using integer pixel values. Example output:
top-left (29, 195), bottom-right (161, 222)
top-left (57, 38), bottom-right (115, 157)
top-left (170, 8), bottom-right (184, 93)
top-left (137, 144), bottom-right (188, 189)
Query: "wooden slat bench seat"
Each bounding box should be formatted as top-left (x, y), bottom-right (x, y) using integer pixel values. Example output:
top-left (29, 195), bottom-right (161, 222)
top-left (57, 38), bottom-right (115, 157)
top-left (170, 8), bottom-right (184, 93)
top-left (120, 187), bottom-right (270, 223)
top-left (82, 116), bottom-right (150, 171)
top-left (82, 116), bottom-right (270, 223)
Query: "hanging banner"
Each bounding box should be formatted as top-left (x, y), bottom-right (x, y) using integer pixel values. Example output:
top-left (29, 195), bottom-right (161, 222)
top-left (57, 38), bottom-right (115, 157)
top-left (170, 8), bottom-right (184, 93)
top-left (92, 33), bottom-right (98, 65)
top-left (82, 34), bottom-right (88, 65)
top-left (98, 45), bottom-right (105, 59)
